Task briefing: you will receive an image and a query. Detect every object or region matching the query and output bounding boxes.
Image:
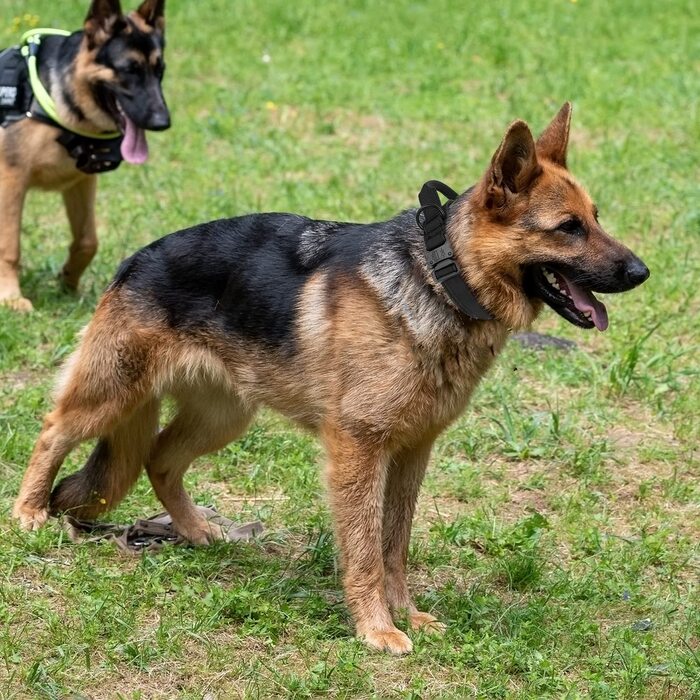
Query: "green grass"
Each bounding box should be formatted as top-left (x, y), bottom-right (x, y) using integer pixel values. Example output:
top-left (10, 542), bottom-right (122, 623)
top-left (1, 0), bottom-right (699, 697)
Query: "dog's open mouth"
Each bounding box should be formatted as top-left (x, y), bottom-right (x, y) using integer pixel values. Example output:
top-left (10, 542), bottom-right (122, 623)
top-left (526, 265), bottom-right (609, 331)
top-left (102, 92), bottom-right (149, 165)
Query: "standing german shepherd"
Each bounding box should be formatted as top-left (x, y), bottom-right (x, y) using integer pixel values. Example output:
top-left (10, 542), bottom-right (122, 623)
top-left (14, 104), bottom-right (649, 654)
top-left (0, 0), bottom-right (169, 312)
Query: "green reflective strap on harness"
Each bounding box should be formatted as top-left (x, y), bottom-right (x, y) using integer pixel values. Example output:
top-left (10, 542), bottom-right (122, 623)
top-left (20, 28), bottom-right (121, 140)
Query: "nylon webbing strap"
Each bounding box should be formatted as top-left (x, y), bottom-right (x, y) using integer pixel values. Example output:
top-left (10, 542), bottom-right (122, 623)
top-left (416, 180), bottom-right (493, 320)
top-left (21, 28), bottom-right (121, 139)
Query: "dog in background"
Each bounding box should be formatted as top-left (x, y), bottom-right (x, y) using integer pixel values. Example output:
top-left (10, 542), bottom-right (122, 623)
top-left (14, 104), bottom-right (649, 653)
top-left (0, 0), bottom-right (169, 312)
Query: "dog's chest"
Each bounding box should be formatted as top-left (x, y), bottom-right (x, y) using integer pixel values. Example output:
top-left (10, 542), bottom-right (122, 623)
top-left (335, 321), bottom-right (508, 441)
top-left (419, 324), bottom-right (507, 414)
top-left (1, 120), bottom-right (88, 191)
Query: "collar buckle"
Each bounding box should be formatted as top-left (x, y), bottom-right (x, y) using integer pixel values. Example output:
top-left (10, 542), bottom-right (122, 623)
top-left (425, 241), bottom-right (454, 269)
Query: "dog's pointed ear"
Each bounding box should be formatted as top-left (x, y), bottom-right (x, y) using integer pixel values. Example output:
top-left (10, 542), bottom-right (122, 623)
top-left (84, 0), bottom-right (125, 48)
top-left (135, 0), bottom-right (166, 32)
top-left (536, 102), bottom-right (572, 167)
top-left (483, 120), bottom-right (541, 208)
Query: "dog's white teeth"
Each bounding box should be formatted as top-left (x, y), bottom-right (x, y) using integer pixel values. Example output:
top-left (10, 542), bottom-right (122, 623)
top-left (544, 269), bottom-right (573, 298)
top-left (583, 310), bottom-right (592, 319)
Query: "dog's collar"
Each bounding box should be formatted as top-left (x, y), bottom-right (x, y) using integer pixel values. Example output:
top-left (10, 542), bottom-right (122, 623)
top-left (416, 180), bottom-right (493, 321)
top-left (20, 29), bottom-right (121, 140)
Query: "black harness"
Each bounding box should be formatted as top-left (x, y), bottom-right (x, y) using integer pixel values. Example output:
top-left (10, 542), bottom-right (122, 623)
top-left (0, 43), bottom-right (124, 174)
top-left (0, 46), bottom-right (31, 122)
top-left (416, 180), bottom-right (493, 321)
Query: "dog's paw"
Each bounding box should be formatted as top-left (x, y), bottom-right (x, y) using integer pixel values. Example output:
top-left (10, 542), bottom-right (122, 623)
top-left (59, 270), bottom-right (80, 292)
top-left (409, 611), bottom-right (446, 635)
top-left (177, 518), bottom-right (227, 546)
top-left (361, 627), bottom-right (413, 655)
top-left (13, 501), bottom-right (49, 531)
top-left (0, 296), bottom-right (33, 312)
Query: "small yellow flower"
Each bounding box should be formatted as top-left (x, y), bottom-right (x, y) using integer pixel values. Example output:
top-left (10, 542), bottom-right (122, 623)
top-left (265, 101), bottom-right (277, 111)
top-left (436, 41), bottom-right (445, 50)
top-left (99, 498), bottom-right (107, 505)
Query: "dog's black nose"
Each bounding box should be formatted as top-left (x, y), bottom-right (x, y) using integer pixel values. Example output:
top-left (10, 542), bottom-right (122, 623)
top-left (624, 257), bottom-right (650, 287)
top-left (146, 111), bottom-right (171, 131)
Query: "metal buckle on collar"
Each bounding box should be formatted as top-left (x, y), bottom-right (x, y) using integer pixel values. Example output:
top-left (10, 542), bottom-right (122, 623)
top-left (418, 205), bottom-right (459, 284)
top-left (426, 242), bottom-right (461, 287)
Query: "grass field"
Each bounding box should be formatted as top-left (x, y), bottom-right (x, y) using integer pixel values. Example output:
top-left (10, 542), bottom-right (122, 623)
top-left (1, 0), bottom-right (699, 697)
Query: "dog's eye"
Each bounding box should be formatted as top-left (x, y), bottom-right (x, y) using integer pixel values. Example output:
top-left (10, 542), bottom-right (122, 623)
top-left (558, 218), bottom-right (584, 235)
top-left (122, 61), bottom-right (141, 74)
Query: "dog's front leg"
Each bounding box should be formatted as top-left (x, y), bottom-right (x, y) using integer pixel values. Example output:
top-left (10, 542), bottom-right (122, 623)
top-left (61, 176), bottom-right (98, 290)
top-left (0, 163), bottom-right (31, 311)
top-left (323, 424), bottom-right (413, 654)
top-left (383, 440), bottom-right (446, 634)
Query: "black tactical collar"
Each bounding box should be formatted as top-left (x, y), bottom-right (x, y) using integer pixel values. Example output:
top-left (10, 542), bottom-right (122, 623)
top-left (416, 180), bottom-right (493, 321)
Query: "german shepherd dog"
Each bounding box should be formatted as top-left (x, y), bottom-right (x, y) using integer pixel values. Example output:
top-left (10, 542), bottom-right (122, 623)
top-left (14, 104), bottom-right (649, 654)
top-left (0, 0), bottom-right (169, 312)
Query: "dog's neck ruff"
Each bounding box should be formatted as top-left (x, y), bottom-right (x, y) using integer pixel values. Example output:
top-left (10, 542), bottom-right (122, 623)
top-left (416, 180), bottom-right (493, 321)
top-left (0, 29), bottom-right (124, 174)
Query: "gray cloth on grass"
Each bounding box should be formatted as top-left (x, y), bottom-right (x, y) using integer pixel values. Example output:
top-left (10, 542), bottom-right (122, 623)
top-left (64, 506), bottom-right (263, 554)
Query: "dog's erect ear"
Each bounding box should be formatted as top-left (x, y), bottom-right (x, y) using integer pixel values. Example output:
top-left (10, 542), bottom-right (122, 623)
top-left (135, 0), bottom-right (166, 32)
top-left (84, 0), bottom-right (125, 48)
top-left (484, 120), bottom-right (541, 208)
top-left (536, 102), bottom-right (572, 167)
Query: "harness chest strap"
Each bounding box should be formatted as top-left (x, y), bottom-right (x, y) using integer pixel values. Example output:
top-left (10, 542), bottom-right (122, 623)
top-left (416, 180), bottom-right (493, 321)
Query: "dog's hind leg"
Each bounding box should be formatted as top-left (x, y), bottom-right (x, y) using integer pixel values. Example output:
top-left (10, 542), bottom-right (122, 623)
top-left (0, 162), bottom-right (31, 311)
top-left (145, 385), bottom-right (255, 545)
top-left (48, 397), bottom-right (160, 520)
top-left (60, 176), bottom-right (98, 290)
top-left (382, 440), bottom-right (445, 634)
top-left (323, 424), bottom-right (413, 655)
top-left (13, 411), bottom-right (82, 529)
top-left (14, 292), bottom-right (156, 528)
top-left (15, 396), bottom-right (159, 529)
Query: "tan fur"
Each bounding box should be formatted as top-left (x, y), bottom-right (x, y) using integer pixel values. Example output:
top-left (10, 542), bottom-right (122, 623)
top-left (127, 12), bottom-right (155, 34)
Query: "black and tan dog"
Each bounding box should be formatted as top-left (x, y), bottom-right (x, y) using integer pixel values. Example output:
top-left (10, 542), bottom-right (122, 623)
top-left (14, 104), bottom-right (649, 653)
top-left (0, 0), bottom-right (169, 312)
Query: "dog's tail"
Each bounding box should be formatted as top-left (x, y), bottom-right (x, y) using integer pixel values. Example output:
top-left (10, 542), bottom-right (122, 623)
top-left (49, 398), bottom-right (159, 519)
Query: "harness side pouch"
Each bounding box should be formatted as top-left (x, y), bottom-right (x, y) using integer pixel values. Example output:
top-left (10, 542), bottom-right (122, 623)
top-left (0, 46), bottom-right (30, 126)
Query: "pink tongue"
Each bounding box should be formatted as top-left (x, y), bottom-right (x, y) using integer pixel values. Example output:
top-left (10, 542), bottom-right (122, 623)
top-left (559, 273), bottom-right (609, 331)
top-left (121, 114), bottom-right (149, 164)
